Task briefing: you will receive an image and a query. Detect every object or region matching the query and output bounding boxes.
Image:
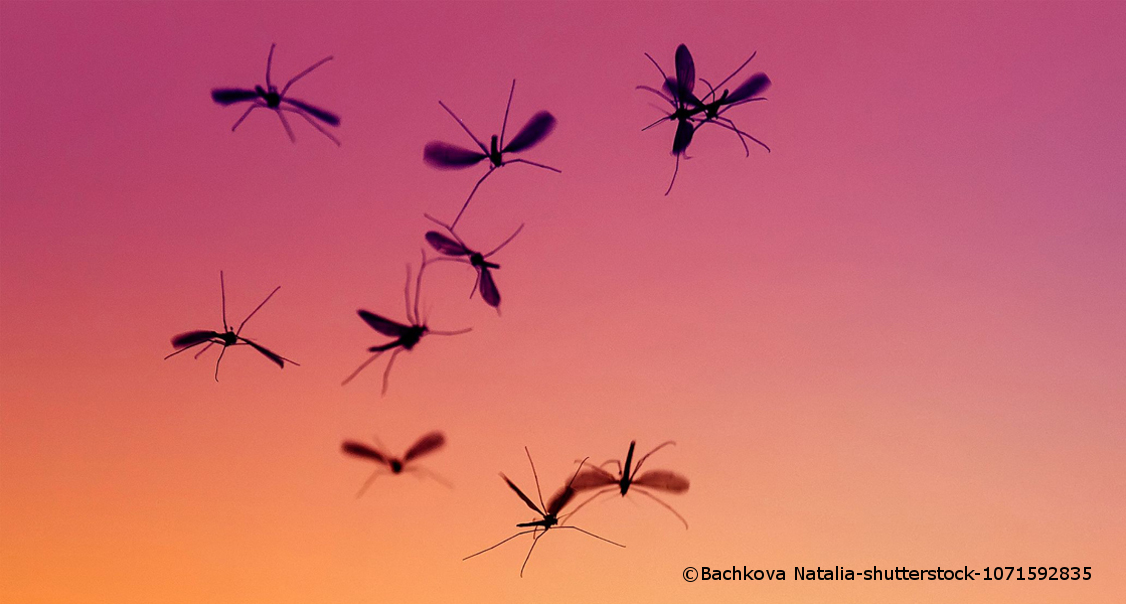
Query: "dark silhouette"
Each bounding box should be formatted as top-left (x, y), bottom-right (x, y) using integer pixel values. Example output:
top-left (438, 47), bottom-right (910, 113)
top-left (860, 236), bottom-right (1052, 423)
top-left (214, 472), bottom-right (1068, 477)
top-left (341, 431), bottom-right (449, 496)
top-left (639, 44), bottom-right (771, 194)
top-left (464, 448), bottom-right (624, 577)
top-left (342, 254), bottom-right (471, 395)
top-left (423, 80), bottom-right (559, 230)
top-left (423, 213), bottom-right (524, 311)
top-left (568, 440), bottom-right (690, 528)
top-left (211, 43), bottom-right (341, 145)
top-left (164, 271), bottom-right (298, 381)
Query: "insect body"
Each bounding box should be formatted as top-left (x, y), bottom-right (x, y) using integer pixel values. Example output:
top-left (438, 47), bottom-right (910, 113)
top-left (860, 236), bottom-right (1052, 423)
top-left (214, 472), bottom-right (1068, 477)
top-left (165, 271), bottom-right (298, 381)
top-left (341, 431), bottom-right (448, 496)
top-left (211, 43), bottom-right (341, 145)
top-left (424, 80), bottom-right (559, 230)
top-left (423, 214), bottom-right (524, 310)
top-left (569, 440), bottom-right (690, 528)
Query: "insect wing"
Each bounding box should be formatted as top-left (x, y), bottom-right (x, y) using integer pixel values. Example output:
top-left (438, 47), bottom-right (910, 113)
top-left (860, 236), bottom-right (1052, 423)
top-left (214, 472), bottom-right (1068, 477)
top-left (633, 470), bottom-right (690, 493)
top-left (674, 44), bottom-right (695, 102)
top-left (171, 330), bottom-right (219, 348)
top-left (500, 111), bottom-right (556, 153)
top-left (282, 98), bottom-right (341, 126)
top-left (545, 484), bottom-right (575, 516)
top-left (423, 141), bottom-right (488, 169)
top-left (672, 119), bottom-right (695, 155)
top-left (403, 431), bottom-right (446, 461)
top-left (240, 337), bottom-right (286, 368)
top-left (569, 468), bottom-right (618, 491)
top-left (478, 267), bottom-right (501, 308)
top-left (211, 88), bottom-right (259, 105)
top-left (502, 474), bottom-right (544, 515)
top-left (342, 441), bottom-right (389, 464)
top-left (357, 310), bottom-right (411, 337)
top-left (425, 231), bottom-right (470, 256)
top-left (725, 73), bottom-right (771, 104)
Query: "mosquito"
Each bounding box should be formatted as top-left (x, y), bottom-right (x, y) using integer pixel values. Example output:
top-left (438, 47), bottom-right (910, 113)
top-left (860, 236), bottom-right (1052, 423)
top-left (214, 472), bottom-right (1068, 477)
top-left (164, 271), bottom-right (298, 381)
top-left (342, 253), bottom-right (471, 396)
top-left (422, 213), bottom-right (524, 311)
top-left (568, 440), bottom-right (690, 529)
top-left (639, 44), bottom-right (771, 194)
top-left (464, 448), bottom-right (624, 577)
top-left (423, 80), bottom-right (559, 230)
top-left (341, 431), bottom-right (450, 496)
top-left (210, 43), bottom-right (341, 145)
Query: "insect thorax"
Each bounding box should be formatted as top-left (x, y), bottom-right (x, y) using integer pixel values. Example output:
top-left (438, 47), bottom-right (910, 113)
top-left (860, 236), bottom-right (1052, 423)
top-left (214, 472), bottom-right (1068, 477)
top-left (390, 460), bottom-right (403, 473)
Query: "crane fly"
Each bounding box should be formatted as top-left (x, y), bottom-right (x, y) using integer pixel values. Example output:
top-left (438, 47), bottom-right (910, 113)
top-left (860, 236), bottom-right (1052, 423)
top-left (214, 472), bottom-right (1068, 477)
top-left (464, 448), bottom-right (624, 577)
top-left (342, 253), bottom-right (471, 396)
top-left (568, 440), bottom-right (690, 528)
top-left (341, 431), bottom-right (449, 496)
top-left (423, 80), bottom-right (559, 230)
top-left (639, 44), bottom-right (771, 194)
top-left (423, 213), bottom-right (524, 312)
top-left (211, 43), bottom-right (341, 145)
top-left (164, 271), bottom-right (298, 381)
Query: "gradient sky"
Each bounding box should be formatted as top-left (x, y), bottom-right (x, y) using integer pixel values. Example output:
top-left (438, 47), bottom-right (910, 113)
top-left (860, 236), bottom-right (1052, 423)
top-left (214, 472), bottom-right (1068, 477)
top-left (2, 2), bottom-right (1124, 603)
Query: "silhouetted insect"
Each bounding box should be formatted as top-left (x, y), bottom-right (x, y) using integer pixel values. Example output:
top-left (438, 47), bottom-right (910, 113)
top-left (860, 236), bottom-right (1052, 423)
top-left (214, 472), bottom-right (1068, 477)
top-left (341, 431), bottom-right (449, 496)
top-left (164, 271), bottom-right (298, 381)
top-left (639, 44), bottom-right (771, 194)
top-left (211, 43), bottom-right (341, 145)
top-left (568, 440), bottom-right (690, 528)
top-left (342, 254), bottom-right (471, 396)
top-left (464, 448), bottom-right (624, 577)
top-left (423, 80), bottom-right (559, 230)
top-left (423, 213), bottom-right (524, 311)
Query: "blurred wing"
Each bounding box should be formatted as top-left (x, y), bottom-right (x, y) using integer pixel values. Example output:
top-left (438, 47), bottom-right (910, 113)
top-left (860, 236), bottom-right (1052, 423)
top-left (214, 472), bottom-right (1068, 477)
top-left (403, 431), bottom-right (446, 461)
top-left (240, 337), bottom-right (286, 368)
top-left (342, 441), bottom-right (388, 464)
top-left (725, 73), bottom-right (771, 104)
top-left (501, 473), bottom-right (543, 515)
top-left (569, 468), bottom-right (618, 491)
top-left (672, 119), bottom-right (695, 155)
top-left (423, 141), bottom-right (487, 169)
top-left (545, 485), bottom-right (575, 515)
top-left (479, 268), bottom-right (500, 308)
top-left (425, 231), bottom-right (470, 256)
top-left (282, 97), bottom-right (341, 126)
top-left (633, 470), bottom-right (690, 493)
top-left (171, 330), bottom-right (219, 348)
top-left (211, 88), bottom-right (259, 105)
top-left (674, 44), bottom-right (695, 101)
top-left (501, 111), bottom-right (556, 153)
top-left (357, 310), bottom-right (410, 337)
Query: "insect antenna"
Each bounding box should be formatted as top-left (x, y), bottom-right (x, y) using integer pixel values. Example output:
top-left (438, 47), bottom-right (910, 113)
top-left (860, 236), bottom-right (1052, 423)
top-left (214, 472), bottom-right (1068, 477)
top-left (484, 223), bottom-right (525, 257)
top-left (438, 101), bottom-right (488, 153)
top-left (524, 446), bottom-right (546, 512)
top-left (281, 55), bottom-right (333, 96)
top-left (265, 43), bottom-right (275, 89)
top-left (631, 440), bottom-right (676, 479)
top-left (236, 285), bottom-right (281, 336)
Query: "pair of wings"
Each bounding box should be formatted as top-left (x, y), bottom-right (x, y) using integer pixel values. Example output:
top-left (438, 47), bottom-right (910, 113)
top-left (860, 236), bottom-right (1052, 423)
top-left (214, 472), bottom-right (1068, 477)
top-left (210, 88), bottom-right (342, 126)
top-left (169, 329), bottom-right (288, 368)
top-left (502, 474), bottom-right (575, 518)
top-left (424, 231), bottom-right (501, 307)
top-left (423, 111), bottom-right (557, 169)
top-left (341, 431), bottom-right (446, 466)
top-left (356, 309), bottom-right (415, 337)
top-left (570, 465), bottom-right (690, 493)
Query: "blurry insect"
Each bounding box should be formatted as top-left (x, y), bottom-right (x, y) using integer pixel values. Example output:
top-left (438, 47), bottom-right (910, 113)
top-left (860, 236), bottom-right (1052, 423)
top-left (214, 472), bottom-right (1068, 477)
top-left (342, 254), bottom-right (471, 396)
top-left (639, 44), bottom-right (771, 194)
top-left (210, 43), bottom-right (341, 145)
top-left (423, 80), bottom-right (559, 230)
top-left (423, 213), bottom-right (524, 311)
top-left (568, 440), bottom-right (690, 528)
top-left (341, 431), bottom-right (450, 496)
top-left (164, 271), bottom-right (298, 381)
top-left (464, 448), bottom-right (624, 577)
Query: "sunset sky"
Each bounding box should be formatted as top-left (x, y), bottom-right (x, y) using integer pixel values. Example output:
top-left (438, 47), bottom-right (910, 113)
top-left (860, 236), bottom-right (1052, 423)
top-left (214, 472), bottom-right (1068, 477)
top-left (2, 2), bottom-right (1124, 603)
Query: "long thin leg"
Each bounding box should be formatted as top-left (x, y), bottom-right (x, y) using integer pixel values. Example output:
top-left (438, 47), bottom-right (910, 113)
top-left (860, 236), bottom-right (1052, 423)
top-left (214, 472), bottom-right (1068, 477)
top-left (413, 252), bottom-right (427, 325)
top-left (380, 348), bottom-right (403, 396)
top-left (484, 223), bottom-right (525, 257)
top-left (219, 271), bottom-right (229, 330)
top-left (404, 466), bottom-right (453, 489)
top-left (276, 109), bottom-right (296, 143)
top-left (632, 441), bottom-right (676, 477)
top-left (559, 487), bottom-right (615, 524)
top-left (163, 339), bottom-right (215, 360)
top-left (341, 351), bottom-right (384, 386)
top-left (193, 341), bottom-right (217, 359)
top-left (281, 56), bottom-right (333, 96)
top-left (642, 113), bottom-right (671, 132)
top-left (709, 52), bottom-right (758, 100)
top-left (503, 158), bottom-right (562, 173)
top-left (213, 345), bottom-right (227, 382)
top-left (403, 264), bottom-right (413, 322)
top-left (665, 151), bottom-right (681, 196)
top-left (499, 79), bottom-right (516, 150)
top-left (463, 528), bottom-right (539, 561)
top-left (281, 107), bottom-right (341, 146)
top-left (524, 447), bottom-right (546, 511)
top-left (236, 286), bottom-right (280, 335)
top-left (449, 167), bottom-right (496, 231)
top-left (644, 52), bottom-right (671, 83)
top-left (520, 528), bottom-right (545, 577)
top-left (437, 101), bottom-right (488, 153)
top-left (555, 525), bottom-right (627, 548)
top-left (635, 488), bottom-right (689, 529)
top-left (707, 117), bottom-right (770, 153)
top-left (427, 327), bottom-right (472, 336)
top-left (469, 270), bottom-right (481, 299)
top-left (231, 102), bottom-right (266, 131)
top-left (355, 468), bottom-right (383, 498)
